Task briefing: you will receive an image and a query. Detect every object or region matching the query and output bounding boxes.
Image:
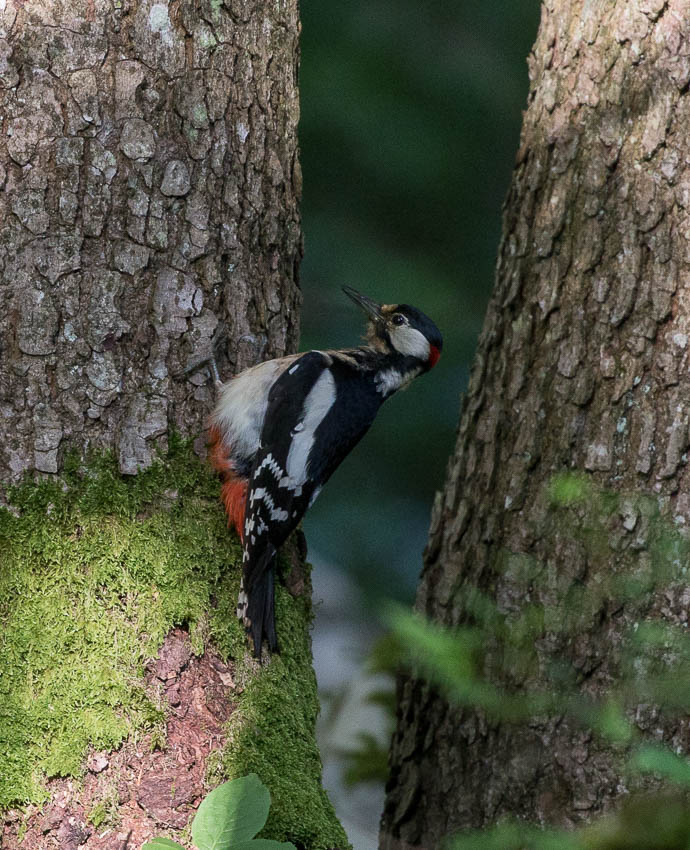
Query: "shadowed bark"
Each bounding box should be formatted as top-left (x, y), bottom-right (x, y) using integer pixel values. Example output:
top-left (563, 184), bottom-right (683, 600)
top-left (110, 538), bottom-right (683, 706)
top-left (382, 1), bottom-right (690, 847)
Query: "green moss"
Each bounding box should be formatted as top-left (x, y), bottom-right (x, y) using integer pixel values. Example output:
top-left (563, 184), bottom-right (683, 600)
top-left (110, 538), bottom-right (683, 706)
top-left (88, 801), bottom-right (107, 828)
top-left (88, 787), bottom-right (120, 830)
top-left (223, 560), bottom-right (349, 850)
top-left (0, 440), bottom-right (347, 849)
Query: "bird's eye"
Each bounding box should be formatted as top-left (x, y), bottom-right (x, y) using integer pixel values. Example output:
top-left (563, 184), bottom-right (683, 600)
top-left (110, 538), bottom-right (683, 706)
top-left (392, 314), bottom-right (405, 326)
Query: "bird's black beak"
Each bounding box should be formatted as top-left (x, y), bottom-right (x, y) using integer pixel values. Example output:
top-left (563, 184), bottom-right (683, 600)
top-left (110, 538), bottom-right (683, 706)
top-left (342, 286), bottom-right (383, 321)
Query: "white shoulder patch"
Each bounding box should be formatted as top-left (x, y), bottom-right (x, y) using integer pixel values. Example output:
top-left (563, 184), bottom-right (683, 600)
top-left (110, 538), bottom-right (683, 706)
top-left (285, 368), bottom-right (336, 486)
top-left (312, 349), bottom-right (334, 365)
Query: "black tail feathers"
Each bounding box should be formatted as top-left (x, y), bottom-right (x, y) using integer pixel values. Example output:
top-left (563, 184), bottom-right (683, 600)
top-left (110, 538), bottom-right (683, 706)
top-left (239, 544), bottom-right (278, 658)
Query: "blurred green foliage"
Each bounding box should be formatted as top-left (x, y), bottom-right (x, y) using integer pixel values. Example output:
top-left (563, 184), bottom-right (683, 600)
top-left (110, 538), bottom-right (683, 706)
top-left (449, 797), bottom-right (690, 850)
top-left (338, 687), bottom-right (396, 786)
top-left (339, 730), bottom-right (390, 787)
top-left (298, 0), bottom-right (541, 596)
top-left (380, 473), bottom-right (690, 848)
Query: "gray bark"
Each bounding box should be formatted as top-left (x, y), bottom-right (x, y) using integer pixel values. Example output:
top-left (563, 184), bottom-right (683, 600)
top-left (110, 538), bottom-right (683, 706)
top-left (0, 0), bottom-right (302, 482)
top-left (382, 1), bottom-right (690, 847)
top-left (0, 2), bottom-right (337, 847)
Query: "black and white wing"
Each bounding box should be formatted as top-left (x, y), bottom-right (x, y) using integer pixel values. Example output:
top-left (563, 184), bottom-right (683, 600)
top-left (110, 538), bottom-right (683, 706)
top-left (239, 351), bottom-right (335, 653)
top-left (238, 350), bottom-right (384, 655)
top-left (246, 350), bottom-right (335, 542)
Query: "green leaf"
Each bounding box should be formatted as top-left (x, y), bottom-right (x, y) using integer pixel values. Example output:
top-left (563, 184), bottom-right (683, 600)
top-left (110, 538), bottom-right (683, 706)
top-left (634, 744), bottom-right (690, 785)
top-left (191, 774), bottom-right (270, 850)
top-left (141, 839), bottom-right (186, 850)
top-left (547, 472), bottom-right (592, 507)
top-left (340, 731), bottom-right (389, 785)
top-left (450, 821), bottom-right (580, 849)
top-left (232, 841), bottom-right (297, 850)
top-left (591, 699), bottom-right (633, 745)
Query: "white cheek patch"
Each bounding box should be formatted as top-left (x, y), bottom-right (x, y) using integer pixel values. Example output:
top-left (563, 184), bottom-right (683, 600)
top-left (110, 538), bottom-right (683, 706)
top-left (390, 325), bottom-right (430, 361)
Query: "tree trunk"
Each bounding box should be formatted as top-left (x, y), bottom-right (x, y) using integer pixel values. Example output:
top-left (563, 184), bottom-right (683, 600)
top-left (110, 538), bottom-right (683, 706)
top-left (0, 2), bottom-right (345, 847)
top-left (0, 0), bottom-right (302, 480)
top-left (381, 1), bottom-right (690, 847)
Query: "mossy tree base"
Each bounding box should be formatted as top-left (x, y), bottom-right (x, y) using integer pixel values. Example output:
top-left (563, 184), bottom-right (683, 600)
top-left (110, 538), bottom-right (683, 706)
top-left (0, 443), bottom-right (348, 850)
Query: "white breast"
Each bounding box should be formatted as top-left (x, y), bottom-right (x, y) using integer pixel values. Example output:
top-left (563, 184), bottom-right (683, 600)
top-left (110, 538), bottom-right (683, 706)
top-left (375, 365), bottom-right (422, 397)
top-left (211, 356), bottom-right (294, 462)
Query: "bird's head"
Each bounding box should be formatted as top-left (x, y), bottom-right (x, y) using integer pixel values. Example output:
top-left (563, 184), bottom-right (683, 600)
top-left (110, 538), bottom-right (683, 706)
top-left (342, 286), bottom-right (443, 371)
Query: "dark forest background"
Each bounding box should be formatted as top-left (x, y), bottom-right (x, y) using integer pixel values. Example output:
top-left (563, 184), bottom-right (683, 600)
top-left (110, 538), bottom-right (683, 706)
top-left (299, 0), bottom-right (540, 602)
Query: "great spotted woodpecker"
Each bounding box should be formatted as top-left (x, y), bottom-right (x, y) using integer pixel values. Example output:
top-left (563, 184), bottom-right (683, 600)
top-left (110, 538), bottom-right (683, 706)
top-left (207, 287), bottom-right (442, 657)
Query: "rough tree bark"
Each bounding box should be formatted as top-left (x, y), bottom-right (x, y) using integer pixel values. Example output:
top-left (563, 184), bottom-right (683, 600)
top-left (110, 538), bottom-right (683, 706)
top-left (0, 0), bottom-right (301, 479)
top-left (381, 1), bottom-right (690, 847)
top-left (0, 2), bottom-right (345, 848)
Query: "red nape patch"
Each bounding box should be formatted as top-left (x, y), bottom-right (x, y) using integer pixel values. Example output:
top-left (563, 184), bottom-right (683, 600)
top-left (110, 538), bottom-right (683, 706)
top-left (428, 345), bottom-right (441, 369)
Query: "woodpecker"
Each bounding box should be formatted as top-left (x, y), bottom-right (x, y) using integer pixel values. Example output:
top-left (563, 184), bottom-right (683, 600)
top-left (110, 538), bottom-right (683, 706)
top-left (207, 286), bottom-right (443, 657)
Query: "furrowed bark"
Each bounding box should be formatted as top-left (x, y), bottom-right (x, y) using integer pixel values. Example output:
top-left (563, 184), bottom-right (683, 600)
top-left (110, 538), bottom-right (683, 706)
top-left (382, 1), bottom-right (690, 847)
